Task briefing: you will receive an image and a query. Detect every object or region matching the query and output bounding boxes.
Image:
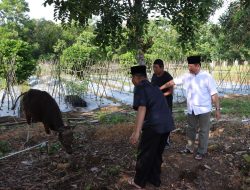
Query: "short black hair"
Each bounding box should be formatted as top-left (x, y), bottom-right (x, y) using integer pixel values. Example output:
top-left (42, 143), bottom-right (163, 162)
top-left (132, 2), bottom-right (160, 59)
top-left (153, 59), bottom-right (164, 68)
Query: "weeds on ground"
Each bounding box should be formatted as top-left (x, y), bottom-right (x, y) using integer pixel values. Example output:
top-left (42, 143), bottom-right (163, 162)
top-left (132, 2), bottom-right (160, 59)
top-left (84, 184), bottom-right (92, 190)
top-left (220, 96), bottom-right (250, 117)
top-left (172, 96), bottom-right (250, 120)
top-left (105, 165), bottom-right (121, 176)
top-left (174, 113), bottom-right (187, 122)
top-left (173, 103), bottom-right (187, 123)
top-left (241, 154), bottom-right (250, 177)
top-left (0, 140), bottom-right (11, 156)
top-left (48, 142), bottom-right (61, 155)
top-left (97, 111), bottom-right (134, 125)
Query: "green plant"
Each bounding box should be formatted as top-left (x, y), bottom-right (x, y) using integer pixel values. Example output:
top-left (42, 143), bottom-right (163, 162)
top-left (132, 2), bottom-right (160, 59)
top-left (0, 77), bottom-right (5, 89)
top-left (241, 154), bottom-right (250, 176)
top-left (243, 154), bottom-right (250, 163)
top-left (174, 113), bottom-right (187, 122)
top-left (48, 142), bottom-right (61, 155)
top-left (97, 112), bottom-right (130, 125)
top-left (45, 0), bottom-right (222, 64)
top-left (0, 39), bottom-right (36, 84)
top-left (220, 97), bottom-right (250, 117)
top-left (118, 51), bottom-right (137, 68)
top-left (84, 184), bottom-right (92, 190)
top-left (19, 83), bottom-right (30, 92)
top-left (60, 44), bottom-right (99, 69)
top-left (106, 165), bottom-right (121, 176)
top-left (63, 80), bottom-right (88, 95)
top-left (0, 141), bottom-right (11, 156)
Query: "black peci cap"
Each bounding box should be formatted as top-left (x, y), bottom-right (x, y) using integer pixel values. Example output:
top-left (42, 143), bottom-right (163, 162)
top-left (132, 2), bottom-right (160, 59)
top-left (187, 56), bottom-right (201, 64)
top-left (130, 65), bottom-right (147, 76)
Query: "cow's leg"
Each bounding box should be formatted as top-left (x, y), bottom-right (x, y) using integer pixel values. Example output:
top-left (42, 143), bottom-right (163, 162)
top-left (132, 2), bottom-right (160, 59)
top-left (26, 113), bottom-right (32, 125)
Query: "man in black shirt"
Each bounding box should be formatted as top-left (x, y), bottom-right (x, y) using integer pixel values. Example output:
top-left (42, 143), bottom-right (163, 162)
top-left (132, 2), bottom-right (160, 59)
top-left (151, 59), bottom-right (174, 148)
top-left (129, 65), bottom-right (174, 189)
top-left (151, 59), bottom-right (173, 111)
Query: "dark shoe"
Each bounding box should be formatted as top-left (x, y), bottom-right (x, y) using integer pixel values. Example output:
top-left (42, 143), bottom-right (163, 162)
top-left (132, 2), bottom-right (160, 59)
top-left (194, 153), bottom-right (204, 160)
top-left (179, 148), bottom-right (194, 154)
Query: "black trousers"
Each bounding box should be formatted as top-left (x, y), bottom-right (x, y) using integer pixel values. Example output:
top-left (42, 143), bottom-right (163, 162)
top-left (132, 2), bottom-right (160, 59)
top-left (134, 128), bottom-right (170, 188)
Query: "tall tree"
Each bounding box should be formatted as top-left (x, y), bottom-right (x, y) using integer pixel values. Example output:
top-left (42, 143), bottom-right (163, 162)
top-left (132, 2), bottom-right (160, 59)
top-left (219, 0), bottom-right (250, 61)
top-left (0, 39), bottom-right (36, 83)
top-left (0, 0), bottom-right (29, 34)
top-left (31, 19), bottom-right (63, 57)
top-left (44, 0), bottom-right (222, 64)
top-left (145, 19), bottom-right (184, 62)
top-left (0, 0), bottom-right (29, 24)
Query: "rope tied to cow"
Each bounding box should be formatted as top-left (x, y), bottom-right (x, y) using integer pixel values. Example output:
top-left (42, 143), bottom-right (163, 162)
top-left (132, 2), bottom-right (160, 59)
top-left (0, 141), bottom-right (48, 160)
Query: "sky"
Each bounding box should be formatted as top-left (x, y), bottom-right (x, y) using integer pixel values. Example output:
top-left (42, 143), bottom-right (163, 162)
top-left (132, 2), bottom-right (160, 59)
top-left (26, 0), bottom-right (232, 24)
top-left (26, 0), bottom-right (54, 21)
top-left (209, 0), bottom-right (233, 24)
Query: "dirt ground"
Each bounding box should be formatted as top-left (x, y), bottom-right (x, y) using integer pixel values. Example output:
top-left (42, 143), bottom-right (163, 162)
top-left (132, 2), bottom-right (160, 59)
top-left (0, 102), bottom-right (249, 190)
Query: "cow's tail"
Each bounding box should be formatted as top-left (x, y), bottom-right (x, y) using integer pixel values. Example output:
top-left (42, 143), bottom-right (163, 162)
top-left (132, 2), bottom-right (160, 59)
top-left (11, 92), bottom-right (27, 110)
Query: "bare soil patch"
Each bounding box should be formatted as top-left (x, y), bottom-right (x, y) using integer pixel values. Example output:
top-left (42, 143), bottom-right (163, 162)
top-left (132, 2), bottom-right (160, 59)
top-left (0, 102), bottom-right (249, 190)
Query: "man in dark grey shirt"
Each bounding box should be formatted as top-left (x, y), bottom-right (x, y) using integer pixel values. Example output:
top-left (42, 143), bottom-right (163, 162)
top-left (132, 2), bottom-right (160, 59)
top-left (129, 65), bottom-right (174, 189)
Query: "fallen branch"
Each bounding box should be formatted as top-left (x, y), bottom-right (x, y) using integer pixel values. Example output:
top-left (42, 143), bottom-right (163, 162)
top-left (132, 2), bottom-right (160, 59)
top-left (0, 121), bottom-right (27, 127)
top-left (67, 118), bottom-right (87, 120)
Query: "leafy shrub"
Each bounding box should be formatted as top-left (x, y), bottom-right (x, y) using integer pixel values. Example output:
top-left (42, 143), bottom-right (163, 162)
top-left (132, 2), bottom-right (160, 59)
top-left (60, 44), bottom-right (99, 69)
top-left (60, 30), bottom-right (102, 70)
top-left (118, 51), bottom-right (137, 68)
top-left (0, 39), bottom-right (36, 84)
top-left (63, 80), bottom-right (88, 95)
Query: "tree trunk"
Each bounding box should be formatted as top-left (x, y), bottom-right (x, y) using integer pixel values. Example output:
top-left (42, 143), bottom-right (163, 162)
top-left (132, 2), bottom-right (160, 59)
top-left (137, 49), bottom-right (145, 65)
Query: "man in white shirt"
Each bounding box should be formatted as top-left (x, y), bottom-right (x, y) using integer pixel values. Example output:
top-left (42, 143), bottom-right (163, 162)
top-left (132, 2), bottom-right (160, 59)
top-left (160, 55), bottom-right (221, 160)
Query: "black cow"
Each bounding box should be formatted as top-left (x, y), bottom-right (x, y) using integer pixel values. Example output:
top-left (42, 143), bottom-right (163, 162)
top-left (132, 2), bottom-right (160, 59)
top-left (12, 89), bottom-right (73, 154)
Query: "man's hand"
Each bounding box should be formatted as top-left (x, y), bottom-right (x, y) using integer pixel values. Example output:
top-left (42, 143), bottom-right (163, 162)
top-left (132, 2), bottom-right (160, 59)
top-left (215, 110), bottom-right (221, 120)
top-left (130, 106), bottom-right (146, 145)
top-left (160, 80), bottom-right (175, 90)
top-left (130, 131), bottom-right (140, 145)
top-left (212, 94), bottom-right (221, 120)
